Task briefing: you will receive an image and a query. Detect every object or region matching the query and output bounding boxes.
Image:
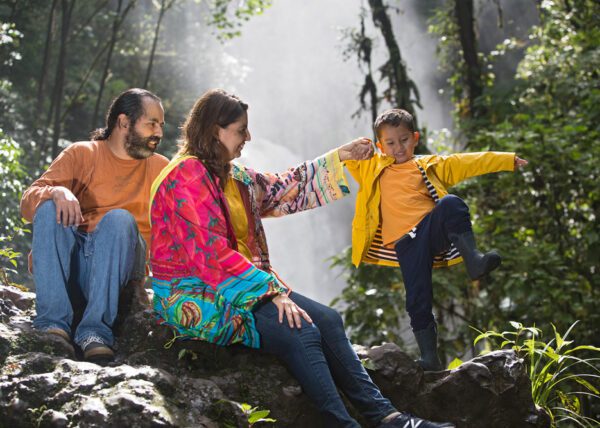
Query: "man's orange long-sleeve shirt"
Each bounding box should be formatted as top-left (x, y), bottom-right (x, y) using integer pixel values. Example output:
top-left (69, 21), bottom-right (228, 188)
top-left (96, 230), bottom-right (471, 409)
top-left (20, 140), bottom-right (168, 246)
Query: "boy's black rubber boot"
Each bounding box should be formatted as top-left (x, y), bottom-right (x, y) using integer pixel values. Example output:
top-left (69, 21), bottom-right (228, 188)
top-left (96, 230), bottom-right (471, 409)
top-left (448, 231), bottom-right (502, 280)
top-left (413, 322), bottom-right (443, 371)
top-left (378, 412), bottom-right (455, 427)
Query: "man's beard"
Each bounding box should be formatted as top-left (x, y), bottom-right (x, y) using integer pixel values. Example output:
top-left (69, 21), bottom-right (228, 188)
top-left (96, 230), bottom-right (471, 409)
top-left (124, 128), bottom-right (160, 159)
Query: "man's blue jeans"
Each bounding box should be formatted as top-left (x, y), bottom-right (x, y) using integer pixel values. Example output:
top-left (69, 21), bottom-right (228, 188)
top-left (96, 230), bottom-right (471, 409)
top-left (254, 292), bottom-right (396, 427)
top-left (32, 200), bottom-right (145, 348)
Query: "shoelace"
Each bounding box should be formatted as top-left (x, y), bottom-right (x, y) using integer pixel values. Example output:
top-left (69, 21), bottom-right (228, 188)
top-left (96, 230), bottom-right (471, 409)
top-left (80, 334), bottom-right (106, 350)
top-left (404, 418), bottom-right (423, 428)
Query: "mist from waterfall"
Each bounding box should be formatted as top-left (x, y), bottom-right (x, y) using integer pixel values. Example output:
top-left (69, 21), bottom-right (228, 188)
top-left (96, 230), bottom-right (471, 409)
top-left (164, 0), bottom-right (453, 303)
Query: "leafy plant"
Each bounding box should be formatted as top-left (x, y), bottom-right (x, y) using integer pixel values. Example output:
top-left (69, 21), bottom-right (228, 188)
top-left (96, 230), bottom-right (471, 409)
top-left (0, 226), bottom-right (29, 290)
top-left (177, 348), bottom-right (198, 361)
top-left (237, 402), bottom-right (276, 427)
top-left (330, 247), bottom-right (407, 348)
top-left (473, 321), bottom-right (600, 427)
top-left (206, 0), bottom-right (273, 41)
top-left (0, 128), bottom-right (27, 233)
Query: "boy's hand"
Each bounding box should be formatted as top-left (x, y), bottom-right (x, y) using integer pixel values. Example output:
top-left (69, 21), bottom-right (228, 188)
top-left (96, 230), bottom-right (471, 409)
top-left (515, 156), bottom-right (528, 170)
top-left (338, 137), bottom-right (374, 161)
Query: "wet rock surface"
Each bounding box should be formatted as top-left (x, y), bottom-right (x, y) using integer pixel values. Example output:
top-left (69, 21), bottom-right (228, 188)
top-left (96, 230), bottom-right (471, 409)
top-left (0, 284), bottom-right (550, 427)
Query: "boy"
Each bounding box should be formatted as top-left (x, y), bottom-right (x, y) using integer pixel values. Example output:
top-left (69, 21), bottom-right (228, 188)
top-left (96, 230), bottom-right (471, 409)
top-left (344, 109), bottom-right (527, 371)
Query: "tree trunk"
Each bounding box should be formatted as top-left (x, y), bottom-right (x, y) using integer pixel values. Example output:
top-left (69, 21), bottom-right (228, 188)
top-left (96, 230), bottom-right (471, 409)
top-left (91, 0), bottom-right (124, 129)
top-left (360, 15), bottom-right (378, 128)
top-left (35, 0), bottom-right (59, 124)
top-left (50, 0), bottom-right (76, 159)
top-left (8, 0), bottom-right (20, 20)
top-left (455, 0), bottom-right (484, 118)
top-left (70, 0), bottom-right (110, 41)
top-left (351, 12), bottom-right (379, 131)
top-left (143, 0), bottom-right (173, 88)
top-left (367, 0), bottom-right (421, 124)
top-left (61, 40), bottom-right (112, 123)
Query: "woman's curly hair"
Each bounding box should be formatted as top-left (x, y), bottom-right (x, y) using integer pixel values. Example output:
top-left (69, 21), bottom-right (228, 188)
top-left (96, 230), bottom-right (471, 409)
top-left (179, 89), bottom-right (248, 188)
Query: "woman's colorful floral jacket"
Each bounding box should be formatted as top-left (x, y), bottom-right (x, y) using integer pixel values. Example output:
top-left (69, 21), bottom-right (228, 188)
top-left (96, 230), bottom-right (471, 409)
top-left (149, 150), bottom-right (349, 348)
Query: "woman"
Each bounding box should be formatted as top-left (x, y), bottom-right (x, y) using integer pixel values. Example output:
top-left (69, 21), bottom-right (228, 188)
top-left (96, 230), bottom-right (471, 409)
top-left (149, 89), bottom-right (454, 428)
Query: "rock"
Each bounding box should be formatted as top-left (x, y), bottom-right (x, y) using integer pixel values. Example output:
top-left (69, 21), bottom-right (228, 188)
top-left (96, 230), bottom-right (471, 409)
top-left (357, 343), bottom-right (550, 428)
top-left (0, 284), bottom-right (35, 312)
top-left (0, 284), bottom-right (550, 427)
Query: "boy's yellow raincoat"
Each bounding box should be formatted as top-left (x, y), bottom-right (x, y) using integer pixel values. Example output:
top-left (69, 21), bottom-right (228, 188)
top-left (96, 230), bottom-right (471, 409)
top-left (344, 152), bottom-right (515, 268)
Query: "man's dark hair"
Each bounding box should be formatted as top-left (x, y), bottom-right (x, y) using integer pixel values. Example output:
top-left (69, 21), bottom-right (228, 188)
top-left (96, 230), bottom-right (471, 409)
top-left (374, 108), bottom-right (415, 139)
top-left (90, 88), bottom-right (161, 140)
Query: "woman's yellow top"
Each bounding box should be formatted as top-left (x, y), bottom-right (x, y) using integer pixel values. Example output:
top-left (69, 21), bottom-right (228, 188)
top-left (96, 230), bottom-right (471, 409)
top-left (224, 176), bottom-right (253, 260)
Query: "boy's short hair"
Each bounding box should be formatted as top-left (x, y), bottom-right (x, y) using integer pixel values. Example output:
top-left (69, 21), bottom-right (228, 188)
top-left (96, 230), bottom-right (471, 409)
top-left (374, 109), bottom-right (415, 138)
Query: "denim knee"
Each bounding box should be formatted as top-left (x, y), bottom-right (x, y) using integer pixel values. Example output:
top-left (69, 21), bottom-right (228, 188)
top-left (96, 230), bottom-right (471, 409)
top-left (316, 306), bottom-right (345, 332)
top-left (438, 194), bottom-right (468, 213)
top-left (438, 195), bottom-right (471, 234)
top-left (97, 209), bottom-right (137, 234)
top-left (33, 200), bottom-right (59, 226)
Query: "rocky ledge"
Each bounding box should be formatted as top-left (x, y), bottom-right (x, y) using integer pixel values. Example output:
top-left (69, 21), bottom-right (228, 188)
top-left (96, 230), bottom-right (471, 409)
top-left (0, 283), bottom-right (550, 427)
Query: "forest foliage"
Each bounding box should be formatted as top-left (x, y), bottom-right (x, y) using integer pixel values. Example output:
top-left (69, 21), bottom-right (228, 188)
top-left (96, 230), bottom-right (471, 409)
top-left (332, 0), bottom-right (599, 363)
top-left (0, 0), bottom-right (271, 284)
top-left (0, 0), bottom-right (598, 422)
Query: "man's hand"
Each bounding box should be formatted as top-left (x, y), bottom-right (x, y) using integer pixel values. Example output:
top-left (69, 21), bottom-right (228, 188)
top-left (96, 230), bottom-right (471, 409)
top-left (338, 137), bottom-right (374, 162)
top-left (272, 294), bottom-right (313, 329)
top-left (51, 187), bottom-right (84, 227)
top-left (515, 156), bottom-right (528, 169)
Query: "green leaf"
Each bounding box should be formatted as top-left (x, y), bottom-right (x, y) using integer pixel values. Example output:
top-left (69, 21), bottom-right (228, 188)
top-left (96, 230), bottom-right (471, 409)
top-left (248, 410), bottom-right (271, 423)
top-left (447, 358), bottom-right (463, 370)
top-left (509, 321), bottom-right (523, 330)
top-left (361, 358), bottom-right (376, 371)
top-left (573, 377), bottom-right (600, 395)
top-left (565, 345), bottom-right (600, 355)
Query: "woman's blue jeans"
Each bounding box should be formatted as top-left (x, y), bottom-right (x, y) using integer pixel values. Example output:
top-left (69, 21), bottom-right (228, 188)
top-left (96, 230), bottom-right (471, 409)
top-left (253, 292), bottom-right (396, 427)
top-left (31, 200), bottom-right (145, 348)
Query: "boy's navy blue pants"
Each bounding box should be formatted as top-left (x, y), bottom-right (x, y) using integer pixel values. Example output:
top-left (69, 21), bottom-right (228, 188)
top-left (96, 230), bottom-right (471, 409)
top-left (393, 195), bottom-right (472, 331)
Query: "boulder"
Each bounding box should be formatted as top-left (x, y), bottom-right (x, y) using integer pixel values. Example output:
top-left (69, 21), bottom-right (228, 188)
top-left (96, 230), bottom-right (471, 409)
top-left (0, 284), bottom-right (550, 427)
top-left (356, 344), bottom-right (550, 428)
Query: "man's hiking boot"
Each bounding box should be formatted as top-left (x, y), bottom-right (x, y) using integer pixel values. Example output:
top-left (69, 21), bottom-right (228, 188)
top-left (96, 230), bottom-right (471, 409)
top-left (448, 231), bottom-right (502, 280)
top-left (378, 412), bottom-right (455, 427)
top-left (45, 327), bottom-right (70, 341)
top-left (81, 335), bottom-right (114, 365)
top-left (413, 321), bottom-right (443, 371)
top-left (42, 327), bottom-right (75, 357)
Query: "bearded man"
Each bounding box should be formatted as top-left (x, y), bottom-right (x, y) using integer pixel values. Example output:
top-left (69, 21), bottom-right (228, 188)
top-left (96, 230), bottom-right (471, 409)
top-left (20, 88), bottom-right (168, 363)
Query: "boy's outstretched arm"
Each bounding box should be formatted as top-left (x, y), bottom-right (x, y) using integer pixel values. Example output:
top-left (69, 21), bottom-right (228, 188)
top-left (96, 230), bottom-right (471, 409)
top-left (515, 156), bottom-right (528, 169)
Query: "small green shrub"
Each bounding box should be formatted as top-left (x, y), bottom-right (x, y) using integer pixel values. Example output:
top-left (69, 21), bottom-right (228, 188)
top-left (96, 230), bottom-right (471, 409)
top-left (237, 403), bottom-right (276, 427)
top-left (473, 321), bottom-right (600, 427)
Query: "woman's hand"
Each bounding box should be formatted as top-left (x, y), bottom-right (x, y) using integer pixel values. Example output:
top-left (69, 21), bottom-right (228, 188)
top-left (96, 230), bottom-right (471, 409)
top-left (338, 137), bottom-right (374, 162)
top-left (515, 156), bottom-right (528, 169)
top-left (272, 294), bottom-right (313, 328)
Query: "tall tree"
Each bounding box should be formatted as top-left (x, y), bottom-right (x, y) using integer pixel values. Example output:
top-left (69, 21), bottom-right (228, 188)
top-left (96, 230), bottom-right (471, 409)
top-left (143, 0), bottom-right (176, 89)
top-left (34, 0), bottom-right (59, 125)
top-left (91, 0), bottom-right (136, 128)
top-left (367, 0), bottom-right (421, 122)
top-left (454, 0), bottom-right (483, 118)
top-left (343, 9), bottom-right (378, 128)
top-left (50, 0), bottom-right (76, 158)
